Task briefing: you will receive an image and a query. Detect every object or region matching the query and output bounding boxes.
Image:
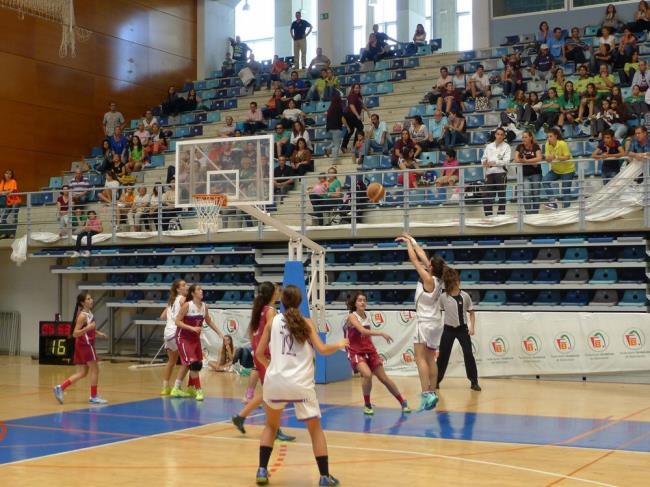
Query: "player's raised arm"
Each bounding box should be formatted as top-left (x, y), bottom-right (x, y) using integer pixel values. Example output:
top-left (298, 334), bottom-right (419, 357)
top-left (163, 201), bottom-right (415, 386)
top-left (307, 319), bottom-right (348, 355)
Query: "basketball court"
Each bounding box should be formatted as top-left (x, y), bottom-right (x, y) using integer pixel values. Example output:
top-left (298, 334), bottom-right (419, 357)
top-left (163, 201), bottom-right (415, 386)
top-left (1, 356), bottom-right (649, 486)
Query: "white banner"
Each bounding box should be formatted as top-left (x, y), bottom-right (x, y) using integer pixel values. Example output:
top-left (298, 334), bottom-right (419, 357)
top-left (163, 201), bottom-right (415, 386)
top-left (200, 310), bottom-right (650, 377)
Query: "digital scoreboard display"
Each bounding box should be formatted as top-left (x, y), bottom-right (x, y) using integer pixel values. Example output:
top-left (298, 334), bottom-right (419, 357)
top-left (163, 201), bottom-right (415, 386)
top-left (39, 321), bottom-right (74, 365)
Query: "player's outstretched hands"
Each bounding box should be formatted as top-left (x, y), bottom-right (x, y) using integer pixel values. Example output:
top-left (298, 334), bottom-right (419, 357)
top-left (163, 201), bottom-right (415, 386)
top-left (381, 333), bottom-right (394, 344)
top-left (395, 232), bottom-right (415, 245)
top-left (337, 338), bottom-right (350, 349)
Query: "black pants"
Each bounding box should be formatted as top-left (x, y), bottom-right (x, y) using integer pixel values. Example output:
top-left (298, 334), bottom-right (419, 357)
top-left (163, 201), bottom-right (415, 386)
top-left (232, 347), bottom-right (254, 369)
top-left (76, 231), bottom-right (98, 252)
top-left (535, 110), bottom-right (559, 131)
top-left (483, 172), bottom-right (507, 216)
top-left (244, 121), bottom-right (266, 134)
top-left (342, 112), bottom-right (364, 150)
top-left (566, 48), bottom-right (586, 65)
top-left (437, 325), bottom-right (478, 385)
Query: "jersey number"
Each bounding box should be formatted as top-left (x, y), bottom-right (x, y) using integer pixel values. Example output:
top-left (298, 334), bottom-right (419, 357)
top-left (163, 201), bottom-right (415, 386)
top-left (281, 332), bottom-right (296, 356)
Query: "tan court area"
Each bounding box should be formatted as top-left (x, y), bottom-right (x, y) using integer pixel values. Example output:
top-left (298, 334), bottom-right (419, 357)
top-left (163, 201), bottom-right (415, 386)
top-left (1, 357), bottom-right (649, 486)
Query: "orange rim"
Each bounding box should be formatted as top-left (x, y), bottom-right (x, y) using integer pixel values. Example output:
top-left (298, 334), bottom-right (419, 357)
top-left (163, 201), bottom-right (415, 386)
top-left (192, 194), bottom-right (228, 207)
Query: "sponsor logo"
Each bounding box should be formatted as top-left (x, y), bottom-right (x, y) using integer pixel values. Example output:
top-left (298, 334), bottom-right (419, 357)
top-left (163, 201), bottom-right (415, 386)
top-left (588, 330), bottom-right (609, 352)
top-left (521, 334), bottom-right (541, 355)
top-left (623, 328), bottom-right (645, 351)
top-left (370, 312), bottom-right (386, 329)
top-left (554, 332), bottom-right (575, 354)
top-left (401, 347), bottom-right (415, 364)
top-left (223, 318), bottom-right (238, 334)
top-left (489, 336), bottom-right (508, 356)
top-left (399, 311), bottom-right (416, 325)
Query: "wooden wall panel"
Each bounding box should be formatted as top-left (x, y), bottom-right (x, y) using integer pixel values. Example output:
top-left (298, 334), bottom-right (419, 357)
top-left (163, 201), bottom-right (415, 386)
top-left (0, 0), bottom-right (196, 192)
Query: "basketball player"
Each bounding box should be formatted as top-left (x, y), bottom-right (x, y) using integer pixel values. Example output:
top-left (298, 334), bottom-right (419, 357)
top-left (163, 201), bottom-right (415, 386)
top-left (232, 281), bottom-right (295, 442)
top-left (344, 291), bottom-right (411, 415)
top-left (159, 279), bottom-right (191, 397)
top-left (395, 233), bottom-right (445, 411)
top-left (54, 292), bottom-right (108, 404)
top-left (437, 267), bottom-right (481, 391)
top-left (254, 285), bottom-right (348, 486)
top-left (175, 284), bottom-right (224, 401)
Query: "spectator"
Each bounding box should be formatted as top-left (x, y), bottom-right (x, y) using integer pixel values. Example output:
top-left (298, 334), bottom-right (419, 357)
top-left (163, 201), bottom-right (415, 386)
top-left (69, 168), bottom-right (91, 208)
top-left (548, 68), bottom-right (567, 97)
top-left (530, 44), bottom-right (554, 81)
top-left (161, 182), bottom-right (180, 230)
top-left (146, 185), bottom-right (161, 231)
top-left (577, 83), bottom-right (598, 122)
top-left (274, 155), bottom-right (295, 198)
top-left (274, 123), bottom-right (292, 158)
top-left (161, 86), bottom-right (181, 116)
top-left (127, 135), bottom-right (145, 171)
top-left (324, 91), bottom-right (345, 158)
top-left (286, 70), bottom-right (307, 97)
top-left (98, 171), bottom-right (120, 205)
top-left (590, 98), bottom-right (613, 138)
top-left (392, 129), bottom-right (416, 167)
top-left (182, 88), bottom-right (198, 112)
top-left (323, 166), bottom-right (344, 224)
top-left (608, 99), bottom-right (630, 141)
top-left (221, 52), bottom-right (235, 77)
top-left (0, 169), bottom-right (20, 238)
top-left (366, 113), bottom-right (390, 155)
top-left (626, 84), bottom-right (648, 118)
top-left (133, 122), bottom-right (150, 150)
top-left (501, 64), bottom-right (523, 97)
top-left (267, 55), bottom-right (288, 90)
top-left (469, 64), bottom-right (491, 100)
top-left (425, 67), bottom-right (453, 105)
top-left (624, 52), bottom-right (642, 87)
top-left (308, 173), bottom-right (329, 226)
top-left (396, 147), bottom-right (420, 189)
top-left (452, 65), bottom-right (469, 99)
top-left (116, 186), bottom-right (135, 228)
top-left (599, 26), bottom-right (617, 50)
top-left (108, 126), bottom-right (127, 163)
top-left (593, 64), bottom-right (615, 97)
top-left (360, 33), bottom-right (385, 63)
top-left (110, 153), bottom-right (126, 181)
top-left (371, 23), bottom-right (397, 53)
top-left (243, 102), bottom-right (265, 134)
top-left (599, 3), bottom-right (624, 34)
top-left (592, 128), bottom-right (626, 184)
top-left (289, 137), bottom-right (313, 176)
top-left (128, 186), bottom-right (151, 231)
top-left (592, 43), bottom-right (613, 73)
top-left (514, 130), bottom-right (543, 215)
top-left (627, 125), bottom-right (650, 163)
top-left (289, 120), bottom-right (312, 152)
top-left (341, 83), bottom-right (368, 151)
top-left (229, 36), bottom-right (250, 62)
top-left (142, 110), bottom-right (158, 131)
top-left (412, 23), bottom-right (427, 45)
top-left (281, 99), bottom-right (304, 126)
top-left (56, 185), bottom-right (71, 236)
top-left (617, 26), bottom-right (638, 65)
top-left (352, 132), bottom-right (366, 165)
top-left (102, 101), bottom-right (125, 137)
top-left (219, 116), bottom-right (236, 137)
top-left (564, 27), bottom-right (591, 65)
top-left (522, 91), bottom-right (543, 126)
top-left (290, 11), bottom-right (312, 69)
top-left (98, 139), bottom-right (114, 174)
top-left (208, 335), bottom-right (236, 372)
top-left (307, 48), bottom-right (331, 79)
top-left (443, 110), bottom-right (467, 147)
top-left (437, 81), bottom-right (464, 114)
top-left (246, 54), bottom-right (262, 91)
top-left (73, 210), bottom-right (102, 257)
top-left (323, 68), bottom-right (341, 100)
top-left (628, 1), bottom-right (650, 32)
top-left (535, 87), bottom-right (561, 132)
top-left (410, 115), bottom-right (435, 153)
top-left (428, 110), bottom-right (449, 148)
top-left (481, 127), bottom-right (511, 217)
top-left (574, 64), bottom-right (593, 95)
top-left (558, 81), bottom-right (580, 128)
top-left (548, 27), bottom-right (565, 62)
top-left (543, 128), bottom-right (574, 210)
top-left (501, 89), bottom-right (526, 126)
top-left (436, 149), bottom-right (459, 188)
top-left (263, 88), bottom-right (286, 120)
top-left (536, 21), bottom-right (551, 46)
top-left (148, 123), bottom-right (168, 155)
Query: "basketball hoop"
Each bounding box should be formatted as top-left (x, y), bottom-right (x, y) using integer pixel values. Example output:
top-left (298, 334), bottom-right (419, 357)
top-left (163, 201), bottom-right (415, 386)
top-left (192, 194), bottom-right (227, 233)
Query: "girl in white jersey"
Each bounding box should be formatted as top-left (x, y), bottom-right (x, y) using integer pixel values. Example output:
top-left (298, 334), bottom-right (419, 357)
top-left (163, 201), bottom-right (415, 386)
top-left (159, 279), bottom-right (190, 397)
top-left (254, 285), bottom-right (348, 486)
top-left (395, 233), bottom-right (446, 412)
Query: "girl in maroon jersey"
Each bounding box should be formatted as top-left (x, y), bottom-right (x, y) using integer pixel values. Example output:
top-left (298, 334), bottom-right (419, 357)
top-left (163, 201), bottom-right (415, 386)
top-left (175, 284), bottom-right (223, 401)
top-left (54, 292), bottom-right (107, 405)
top-left (345, 291), bottom-right (411, 415)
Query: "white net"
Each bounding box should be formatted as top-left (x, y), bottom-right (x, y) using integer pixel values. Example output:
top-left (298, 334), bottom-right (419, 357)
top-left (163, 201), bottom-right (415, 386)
top-left (192, 194), bottom-right (227, 234)
top-left (0, 0), bottom-right (91, 57)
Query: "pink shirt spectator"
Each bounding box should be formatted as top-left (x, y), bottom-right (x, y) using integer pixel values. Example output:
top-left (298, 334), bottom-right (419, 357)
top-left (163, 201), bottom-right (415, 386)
top-left (247, 109), bottom-right (263, 122)
top-left (86, 218), bottom-right (102, 232)
top-left (311, 182), bottom-right (327, 195)
top-left (133, 129), bottom-right (150, 145)
top-left (442, 158), bottom-right (459, 178)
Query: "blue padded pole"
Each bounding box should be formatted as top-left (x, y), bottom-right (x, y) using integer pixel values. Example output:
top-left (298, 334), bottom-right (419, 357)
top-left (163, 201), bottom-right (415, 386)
top-left (282, 261), bottom-right (310, 317)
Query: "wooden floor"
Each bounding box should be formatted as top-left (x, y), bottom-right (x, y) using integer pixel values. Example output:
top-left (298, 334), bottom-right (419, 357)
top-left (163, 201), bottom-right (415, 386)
top-left (1, 356), bottom-right (649, 486)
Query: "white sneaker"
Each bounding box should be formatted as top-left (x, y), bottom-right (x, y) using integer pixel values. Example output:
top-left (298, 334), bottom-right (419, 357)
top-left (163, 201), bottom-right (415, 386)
top-left (89, 396), bottom-right (108, 404)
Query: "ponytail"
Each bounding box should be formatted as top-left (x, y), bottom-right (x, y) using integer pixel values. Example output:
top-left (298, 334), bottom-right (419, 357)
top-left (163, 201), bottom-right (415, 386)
top-left (429, 254), bottom-right (447, 279)
top-left (168, 279), bottom-right (185, 307)
top-left (250, 282), bottom-right (277, 333)
top-left (71, 292), bottom-right (89, 336)
top-left (281, 285), bottom-right (310, 344)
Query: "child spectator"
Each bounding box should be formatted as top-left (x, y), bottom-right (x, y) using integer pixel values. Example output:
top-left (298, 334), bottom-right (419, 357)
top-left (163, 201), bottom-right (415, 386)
top-left (436, 149), bottom-right (459, 188)
top-left (56, 185), bottom-right (71, 236)
top-left (74, 210), bottom-right (103, 257)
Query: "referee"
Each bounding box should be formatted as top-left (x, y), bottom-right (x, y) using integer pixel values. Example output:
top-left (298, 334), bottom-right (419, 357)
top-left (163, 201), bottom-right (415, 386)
top-left (437, 267), bottom-right (481, 391)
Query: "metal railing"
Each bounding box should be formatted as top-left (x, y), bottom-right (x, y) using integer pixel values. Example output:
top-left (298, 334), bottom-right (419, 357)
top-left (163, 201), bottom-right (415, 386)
top-left (2, 157), bottom-right (649, 244)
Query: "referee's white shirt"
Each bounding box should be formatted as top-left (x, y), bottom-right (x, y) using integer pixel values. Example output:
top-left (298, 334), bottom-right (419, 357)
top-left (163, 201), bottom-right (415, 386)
top-left (440, 291), bottom-right (474, 327)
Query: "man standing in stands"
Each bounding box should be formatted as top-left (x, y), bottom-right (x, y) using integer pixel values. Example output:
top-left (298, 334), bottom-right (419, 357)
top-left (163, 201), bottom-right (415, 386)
top-left (290, 11), bottom-right (312, 70)
top-left (229, 36), bottom-right (250, 62)
top-left (103, 101), bottom-right (125, 137)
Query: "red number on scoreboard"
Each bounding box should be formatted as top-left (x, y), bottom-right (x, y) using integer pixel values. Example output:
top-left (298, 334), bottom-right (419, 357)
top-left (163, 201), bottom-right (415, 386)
top-left (57, 323), bottom-right (72, 336)
top-left (41, 323), bottom-right (55, 336)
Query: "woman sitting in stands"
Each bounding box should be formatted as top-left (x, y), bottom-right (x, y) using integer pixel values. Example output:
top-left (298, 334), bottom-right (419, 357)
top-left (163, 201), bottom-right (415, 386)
top-left (116, 186), bottom-right (135, 229)
top-left (56, 185), bottom-right (71, 236)
top-left (436, 149), bottom-right (459, 188)
top-left (98, 139), bottom-right (114, 174)
top-left (182, 88), bottom-right (199, 112)
top-left (443, 110), bottom-right (467, 147)
top-left (290, 137), bottom-right (314, 176)
top-left (127, 135), bottom-right (146, 172)
top-left (162, 86), bottom-right (181, 116)
top-left (98, 171), bottom-right (120, 205)
top-left (148, 123), bottom-right (168, 156)
top-left (73, 210), bottom-right (103, 257)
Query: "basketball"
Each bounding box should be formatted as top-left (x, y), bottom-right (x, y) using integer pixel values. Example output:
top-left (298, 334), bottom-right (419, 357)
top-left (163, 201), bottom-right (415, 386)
top-left (367, 182), bottom-right (385, 202)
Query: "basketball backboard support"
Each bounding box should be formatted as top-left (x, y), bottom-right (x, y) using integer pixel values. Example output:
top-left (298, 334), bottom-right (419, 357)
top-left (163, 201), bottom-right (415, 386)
top-left (174, 134), bottom-right (273, 208)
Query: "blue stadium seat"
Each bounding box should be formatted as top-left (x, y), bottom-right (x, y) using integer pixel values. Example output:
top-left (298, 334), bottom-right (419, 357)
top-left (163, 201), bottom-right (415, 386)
top-left (480, 269), bottom-right (506, 283)
top-left (532, 269), bottom-right (561, 284)
top-left (362, 155), bottom-right (381, 170)
top-left (459, 269), bottom-right (479, 284)
top-left (561, 247), bottom-right (588, 263)
top-left (479, 248), bottom-right (506, 263)
top-left (507, 291), bottom-right (533, 305)
top-left (434, 249), bottom-right (454, 263)
top-left (183, 255), bottom-right (201, 266)
top-left (383, 172), bottom-right (398, 187)
top-left (458, 148), bottom-right (478, 164)
top-left (223, 291), bottom-right (242, 302)
top-left (365, 172), bottom-right (383, 185)
top-left (619, 290), bottom-right (647, 306)
top-left (383, 189), bottom-right (403, 206)
top-left (366, 290), bottom-right (381, 303)
top-left (336, 271), bottom-right (357, 283)
top-left (480, 291), bottom-right (506, 305)
top-left (378, 155), bottom-right (392, 169)
top-left (464, 166), bottom-right (483, 182)
top-left (618, 246), bottom-right (644, 261)
top-left (506, 248), bottom-right (534, 263)
top-left (150, 155), bottom-right (165, 168)
top-left (49, 177), bottom-right (63, 189)
top-left (589, 269), bottom-right (618, 284)
top-left (419, 152), bottom-right (438, 164)
top-left (561, 290), bottom-right (590, 306)
top-left (408, 106), bottom-right (426, 117)
top-left (163, 256), bottom-right (183, 266)
top-left (506, 269), bottom-right (533, 284)
top-left (145, 273), bottom-right (163, 284)
top-left (533, 290), bottom-right (561, 305)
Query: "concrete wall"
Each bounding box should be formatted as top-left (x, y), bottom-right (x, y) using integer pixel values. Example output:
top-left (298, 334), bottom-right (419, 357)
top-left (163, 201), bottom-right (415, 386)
top-left (197, 0), bottom-right (236, 79)
top-left (317, 0), bottom-right (355, 65)
top-left (490, 3), bottom-right (638, 47)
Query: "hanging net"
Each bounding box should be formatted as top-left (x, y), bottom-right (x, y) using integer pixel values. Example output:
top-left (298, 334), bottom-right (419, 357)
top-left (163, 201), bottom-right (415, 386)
top-left (0, 0), bottom-right (91, 57)
top-left (192, 194), bottom-right (228, 234)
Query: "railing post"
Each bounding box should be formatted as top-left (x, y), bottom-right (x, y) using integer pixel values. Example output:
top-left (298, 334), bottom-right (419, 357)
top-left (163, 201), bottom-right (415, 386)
top-left (351, 174), bottom-right (357, 236)
top-left (403, 168), bottom-right (410, 234)
top-left (458, 166), bottom-right (465, 235)
top-left (26, 193), bottom-right (32, 246)
top-left (300, 177), bottom-right (307, 235)
top-left (157, 183), bottom-right (163, 240)
top-left (111, 185), bottom-right (117, 242)
top-left (66, 189), bottom-right (73, 241)
top-left (644, 157), bottom-right (650, 228)
top-left (516, 164), bottom-right (524, 233)
top-left (577, 160), bottom-right (586, 231)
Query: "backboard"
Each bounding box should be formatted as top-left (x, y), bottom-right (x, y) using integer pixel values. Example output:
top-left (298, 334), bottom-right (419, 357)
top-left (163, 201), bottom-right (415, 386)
top-left (174, 134), bottom-right (274, 208)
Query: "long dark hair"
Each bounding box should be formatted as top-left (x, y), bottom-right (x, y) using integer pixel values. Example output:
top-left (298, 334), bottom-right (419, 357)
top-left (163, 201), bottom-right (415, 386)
top-left (187, 284), bottom-right (202, 301)
top-left (327, 91), bottom-right (343, 116)
top-left (168, 279), bottom-right (185, 307)
top-left (250, 282), bottom-right (277, 334)
top-left (71, 292), bottom-right (91, 335)
top-left (346, 291), bottom-right (367, 312)
top-left (430, 254), bottom-right (447, 279)
top-left (282, 285), bottom-right (310, 344)
top-left (219, 335), bottom-right (234, 365)
top-left (442, 267), bottom-right (460, 293)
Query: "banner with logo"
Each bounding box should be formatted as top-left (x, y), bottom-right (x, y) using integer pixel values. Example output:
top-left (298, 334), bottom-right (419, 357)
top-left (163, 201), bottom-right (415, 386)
top-left (200, 310), bottom-right (650, 377)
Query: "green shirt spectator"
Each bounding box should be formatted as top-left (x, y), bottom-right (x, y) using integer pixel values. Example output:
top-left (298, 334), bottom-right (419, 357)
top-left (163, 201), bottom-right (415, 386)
top-left (542, 96), bottom-right (561, 112)
top-left (560, 93), bottom-right (580, 110)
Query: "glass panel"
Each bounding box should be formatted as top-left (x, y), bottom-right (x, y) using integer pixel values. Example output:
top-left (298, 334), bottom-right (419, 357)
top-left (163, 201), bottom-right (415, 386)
top-left (492, 0), bottom-right (565, 17)
top-left (425, 0), bottom-right (432, 17)
top-left (456, 0), bottom-right (472, 14)
top-left (572, 0), bottom-right (612, 6)
top-left (354, 0), bottom-right (366, 54)
top-left (374, 0), bottom-right (397, 24)
top-left (386, 22), bottom-right (397, 43)
top-left (354, 26), bottom-right (365, 54)
top-left (457, 13), bottom-right (473, 51)
top-left (235, 0), bottom-right (275, 41)
top-left (245, 39), bottom-right (275, 60)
